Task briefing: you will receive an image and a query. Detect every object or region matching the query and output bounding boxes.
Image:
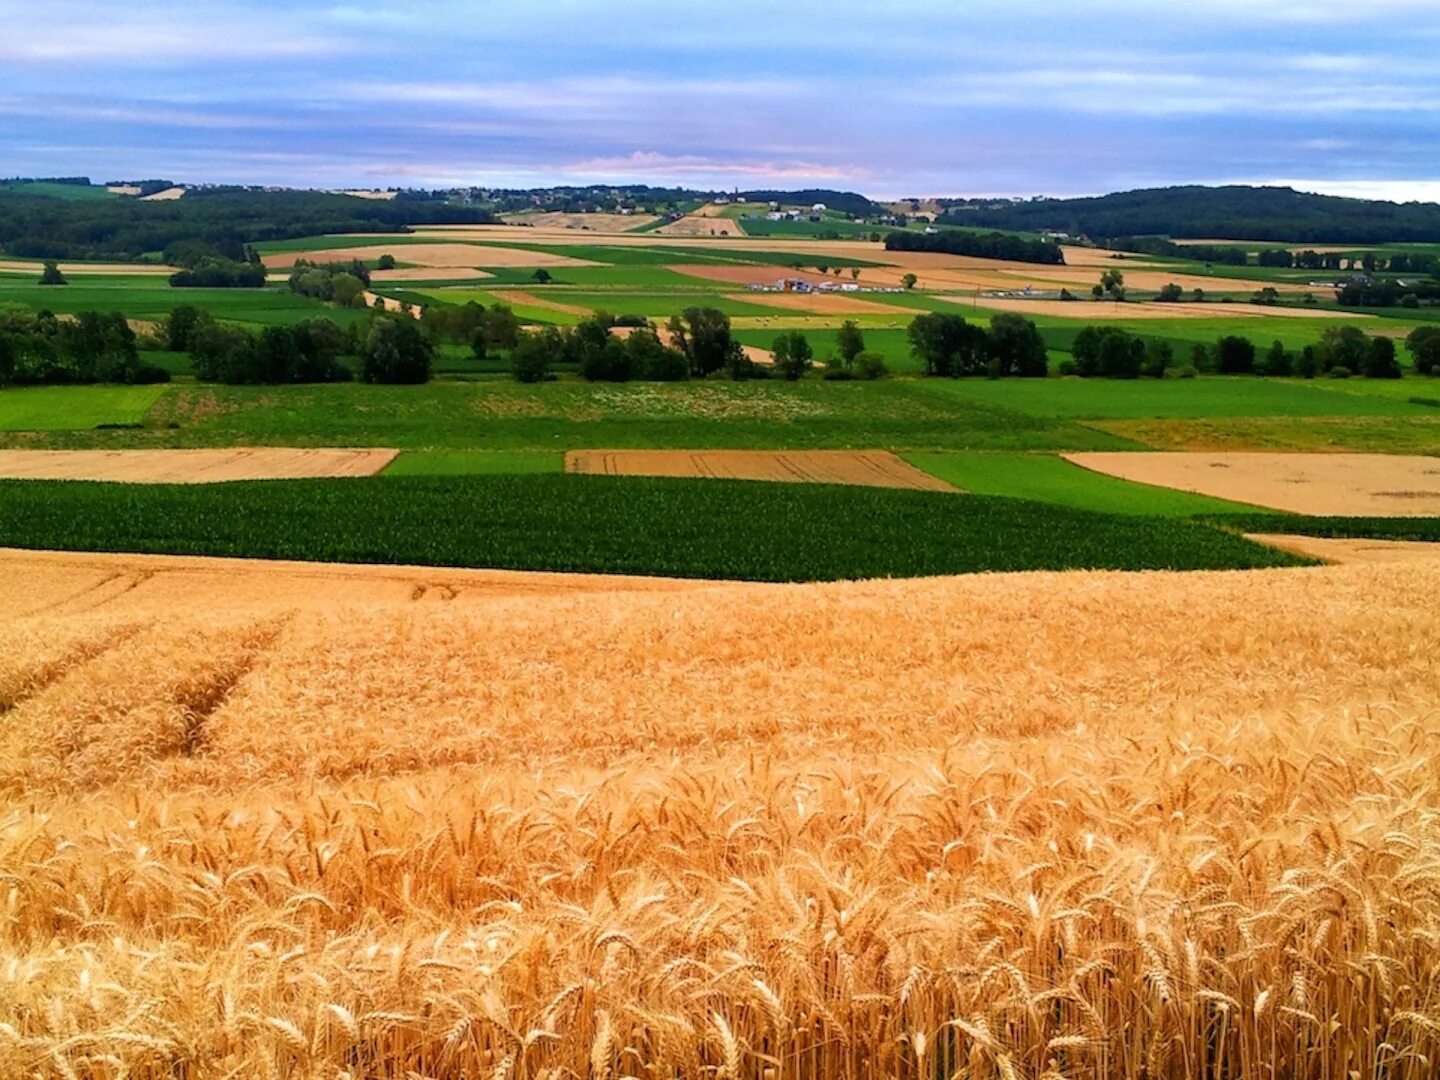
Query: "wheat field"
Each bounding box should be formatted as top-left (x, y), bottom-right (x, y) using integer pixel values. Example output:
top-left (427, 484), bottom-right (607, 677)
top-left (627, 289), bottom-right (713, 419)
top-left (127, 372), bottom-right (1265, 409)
top-left (3, 550), bottom-right (1440, 1078)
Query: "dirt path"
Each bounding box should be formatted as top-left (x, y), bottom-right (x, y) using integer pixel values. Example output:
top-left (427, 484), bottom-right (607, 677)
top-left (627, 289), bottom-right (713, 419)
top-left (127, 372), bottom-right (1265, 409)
top-left (1067, 452), bottom-right (1440, 516)
top-left (0, 448), bottom-right (400, 483)
top-left (566, 449), bottom-right (957, 491)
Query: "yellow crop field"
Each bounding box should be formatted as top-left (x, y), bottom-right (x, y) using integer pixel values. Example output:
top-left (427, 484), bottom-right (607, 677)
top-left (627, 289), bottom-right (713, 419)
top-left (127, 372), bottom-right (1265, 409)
top-left (3, 550), bottom-right (1440, 1078)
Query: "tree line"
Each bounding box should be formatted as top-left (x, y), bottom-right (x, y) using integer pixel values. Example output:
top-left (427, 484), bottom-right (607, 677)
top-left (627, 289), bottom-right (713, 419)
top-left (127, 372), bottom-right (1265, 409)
top-left (0, 187), bottom-right (496, 262)
top-left (939, 185), bottom-right (1440, 244)
top-left (886, 230), bottom-right (1065, 265)
top-left (0, 305), bottom-right (169, 387)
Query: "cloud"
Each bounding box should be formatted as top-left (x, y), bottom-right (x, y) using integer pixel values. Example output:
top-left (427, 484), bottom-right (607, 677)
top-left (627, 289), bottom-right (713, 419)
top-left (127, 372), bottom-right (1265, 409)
top-left (557, 151), bottom-right (866, 183)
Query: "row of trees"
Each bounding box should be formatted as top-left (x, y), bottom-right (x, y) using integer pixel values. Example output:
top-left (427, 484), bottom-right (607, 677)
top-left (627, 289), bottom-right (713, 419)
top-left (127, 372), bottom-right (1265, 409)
top-left (0, 305), bottom-right (169, 387)
top-left (287, 259), bottom-right (373, 306)
top-left (511, 312), bottom-right (889, 384)
top-left (1060, 325), bottom-right (1435, 380)
top-left (907, 313), bottom-right (1049, 377)
top-left (165, 304), bottom-right (431, 385)
top-left (886, 229), bottom-right (1065, 265)
top-left (0, 187), bottom-right (496, 262)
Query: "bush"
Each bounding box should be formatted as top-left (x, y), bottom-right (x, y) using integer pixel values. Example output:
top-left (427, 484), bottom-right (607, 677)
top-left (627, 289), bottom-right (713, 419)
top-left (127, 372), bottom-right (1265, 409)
top-left (823, 367), bottom-right (855, 381)
top-left (854, 352), bottom-right (889, 380)
top-left (1166, 363), bottom-right (1198, 380)
top-left (1328, 366), bottom-right (1353, 379)
top-left (1057, 358), bottom-right (1078, 376)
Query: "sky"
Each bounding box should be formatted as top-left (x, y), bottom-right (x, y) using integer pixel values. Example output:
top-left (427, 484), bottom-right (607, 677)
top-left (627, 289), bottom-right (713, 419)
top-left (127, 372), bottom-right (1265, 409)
top-left (3, 0), bottom-right (1439, 201)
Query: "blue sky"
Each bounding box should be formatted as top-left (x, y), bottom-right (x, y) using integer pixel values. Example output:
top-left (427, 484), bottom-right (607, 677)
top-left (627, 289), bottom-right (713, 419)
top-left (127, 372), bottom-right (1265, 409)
top-left (3, 0), bottom-right (1438, 199)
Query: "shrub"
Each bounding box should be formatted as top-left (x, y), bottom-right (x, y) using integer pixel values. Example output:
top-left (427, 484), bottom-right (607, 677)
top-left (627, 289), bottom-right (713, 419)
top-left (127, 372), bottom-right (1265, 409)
top-left (1406, 326), bottom-right (1440, 375)
top-left (854, 352), bottom-right (889, 380)
top-left (1328, 366), bottom-right (1353, 379)
top-left (1167, 363), bottom-right (1198, 379)
top-left (1057, 358), bottom-right (1078, 376)
top-left (38, 260), bottom-right (67, 286)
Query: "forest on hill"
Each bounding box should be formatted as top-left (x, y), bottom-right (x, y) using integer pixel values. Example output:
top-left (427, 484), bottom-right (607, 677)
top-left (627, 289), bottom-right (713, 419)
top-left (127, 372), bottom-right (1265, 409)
top-left (939, 185), bottom-right (1440, 244)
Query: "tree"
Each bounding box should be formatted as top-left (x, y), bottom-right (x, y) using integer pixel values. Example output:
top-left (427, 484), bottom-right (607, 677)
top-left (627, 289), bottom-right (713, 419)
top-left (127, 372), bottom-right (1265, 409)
top-left (1190, 343), bottom-right (1212, 373)
top-left (1072, 326), bottom-right (1144, 378)
top-left (668, 307), bottom-right (743, 377)
top-left (771, 331), bottom-right (814, 381)
top-left (1156, 283), bottom-right (1183, 302)
top-left (901, 273), bottom-right (918, 291)
top-left (38, 260), bottom-right (67, 286)
top-left (1251, 286), bottom-right (1280, 306)
top-left (481, 304), bottom-right (521, 350)
top-left (511, 329), bottom-right (556, 383)
top-left (1141, 339), bottom-right (1172, 379)
top-left (165, 304), bottom-right (208, 352)
top-left (1406, 326), bottom-right (1440, 375)
top-left (1192, 288), bottom-right (1206, 303)
top-left (1296, 345), bottom-right (1319, 379)
top-left (1362, 335), bottom-right (1402, 379)
top-left (907, 313), bottom-right (989, 377)
top-left (377, 254), bottom-right (397, 270)
top-left (986, 313), bottom-right (1048, 377)
top-left (1316, 326), bottom-right (1369, 374)
top-left (1099, 268), bottom-right (1125, 300)
top-left (834, 320), bottom-right (865, 369)
top-left (531, 268), bottom-right (553, 285)
top-left (1263, 340), bottom-right (1293, 377)
top-left (624, 327), bottom-right (688, 381)
top-left (361, 316), bottom-right (433, 384)
top-left (849, 267), bottom-right (861, 281)
top-left (1214, 336), bottom-right (1256, 375)
top-left (1091, 284), bottom-right (1104, 300)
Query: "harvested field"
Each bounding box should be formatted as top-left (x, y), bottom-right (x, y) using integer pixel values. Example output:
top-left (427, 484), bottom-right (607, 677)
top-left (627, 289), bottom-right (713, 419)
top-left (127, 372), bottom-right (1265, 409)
top-left (726, 290), bottom-right (912, 315)
top-left (139, 186), bottom-right (185, 201)
top-left (655, 212), bottom-right (747, 237)
top-left (0, 258), bottom-right (174, 276)
top-left (3, 552), bottom-right (1440, 1078)
top-left (502, 211), bottom-right (659, 232)
top-left (567, 449), bottom-right (957, 490)
top-left (361, 290), bottom-right (423, 316)
top-left (262, 243), bottom-right (599, 270)
top-left (339, 189), bottom-right (397, 200)
top-left (1248, 533), bottom-right (1440, 564)
top-left (492, 289), bottom-right (596, 317)
top-left (105, 184), bottom-right (142, 196)
top-left (0, 448), bottom-right (399, 483)
top-left (1068, 451), bottom-right (1440, 515)
top-left (370, 265), bottom-right (494, 282)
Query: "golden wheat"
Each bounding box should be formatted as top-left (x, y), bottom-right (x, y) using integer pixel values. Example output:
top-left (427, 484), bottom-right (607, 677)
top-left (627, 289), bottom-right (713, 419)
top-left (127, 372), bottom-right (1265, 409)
top-left (2, 550), bottom-right (1439, 1078)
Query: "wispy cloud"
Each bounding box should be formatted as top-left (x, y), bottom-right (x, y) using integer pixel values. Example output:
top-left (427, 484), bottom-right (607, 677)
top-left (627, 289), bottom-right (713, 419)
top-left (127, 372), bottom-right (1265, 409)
top-left (1, 0), bottom-right (1436, 198)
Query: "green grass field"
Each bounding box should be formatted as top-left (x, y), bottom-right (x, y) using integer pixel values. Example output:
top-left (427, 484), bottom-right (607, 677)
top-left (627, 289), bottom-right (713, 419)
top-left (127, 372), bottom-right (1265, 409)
top-left (8, 380), bottom-right (1124, 451)
top-left (905, 452), bottom-right (1265, 516)
top-left (0, 476), bottom-right (1310, 581)
top-left (0, 385), bottom-right (171, 431)
top-left (0, 180), bottom-right (117, 201)
top-left (0, 275), bottom-right (362, 327)
top-left (912, 376), bottom-right (1435, 419)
